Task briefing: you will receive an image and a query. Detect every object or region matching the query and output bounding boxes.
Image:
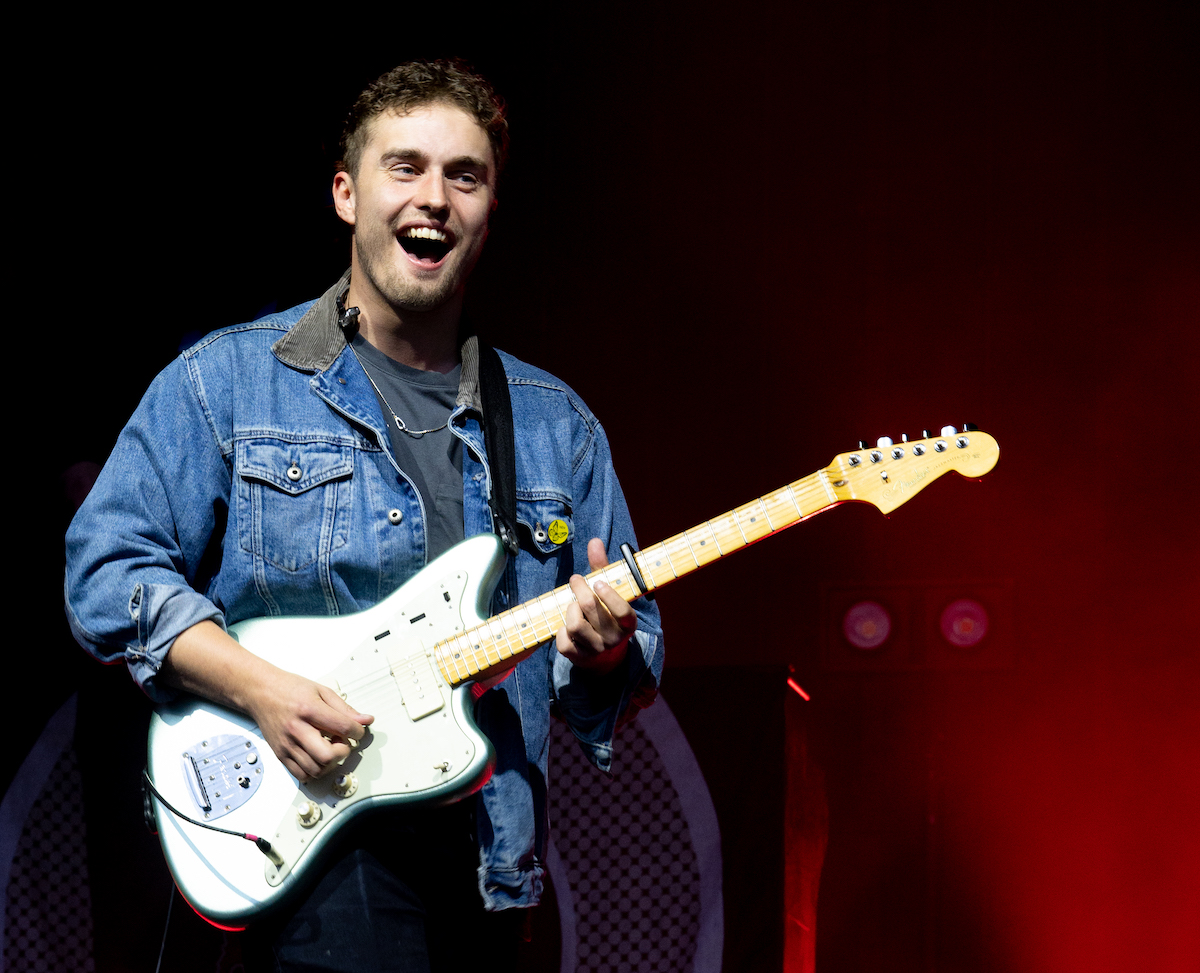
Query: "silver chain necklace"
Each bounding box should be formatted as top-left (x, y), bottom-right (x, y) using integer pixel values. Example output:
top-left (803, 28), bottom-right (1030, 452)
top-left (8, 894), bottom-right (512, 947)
top-left (351, 348), bottom-right (451, 439)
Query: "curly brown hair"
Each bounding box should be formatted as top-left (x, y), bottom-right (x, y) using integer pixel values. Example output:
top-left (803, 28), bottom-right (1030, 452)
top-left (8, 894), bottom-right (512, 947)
top-left (339, 59), bottom-right (508, 179)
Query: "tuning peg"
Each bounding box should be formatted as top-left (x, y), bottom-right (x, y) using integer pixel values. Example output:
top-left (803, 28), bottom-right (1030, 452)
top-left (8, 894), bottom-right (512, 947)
top-left (963, 421), bottom-right (979, 432)
top-left (858, 440), bottom-right (868, 450)
top-left (940, 425), bottom-right (958, 437)
top-left (877, 436), bottom-right (893, 448)
top-left (901, 433), bottom-right (909, 442)
top-left (923, 429), bottom-right (932, 439)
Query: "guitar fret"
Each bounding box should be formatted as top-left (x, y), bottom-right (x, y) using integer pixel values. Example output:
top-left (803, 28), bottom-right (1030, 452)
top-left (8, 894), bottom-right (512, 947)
top-left (705, 520), bottom-right (725, 555)
top-left (610, 564), bottom-right (634, 591)
top-left (656, 542), bottom-right (679, 582)
top-left (511, 602), bottom-right (540, 647)
top-left (709, 513), bottom-right (743, 554)
top-left (637, 543), bottom-right (672, 588)
top-left (757, 498), bottom-right (776, 531)
top-left (687, 523), bottom-right (722, 566)
top-left (533, 591), bottom-right (561, 643)
top-left (816, 470), bottom-right (838, 504)
top-left (784, 484), bottom-right (804, 518)
top-left (488, 617), bottom-right (512, 660)
top-left (731, 510), bottom-right (750, 545)
top-left (450, 635), bottom-right (470, 681)
top-left (733, 502), bottom-right (772, 543)
top-left (663, 533), bottom-right (699, 573)
top-left (763, 491), bottom-right (798, 529)
top-left (438, 634), bottom-right (468, 683)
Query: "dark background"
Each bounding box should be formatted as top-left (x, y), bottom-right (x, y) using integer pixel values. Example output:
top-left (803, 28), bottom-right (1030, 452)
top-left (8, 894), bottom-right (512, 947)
top-left (19, 2), bottom-right (1198, 970)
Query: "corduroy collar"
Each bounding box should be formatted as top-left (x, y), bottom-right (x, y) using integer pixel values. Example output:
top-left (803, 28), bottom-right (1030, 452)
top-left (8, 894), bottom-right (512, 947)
top-left (271, 269), bottom-right (482, 411)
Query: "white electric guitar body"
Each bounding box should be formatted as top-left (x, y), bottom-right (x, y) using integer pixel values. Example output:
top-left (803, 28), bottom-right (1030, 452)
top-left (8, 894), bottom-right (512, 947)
top-left (147, 533), bottom-right (509, 929)
top-left (147, 427), bottom-right (1000, 928)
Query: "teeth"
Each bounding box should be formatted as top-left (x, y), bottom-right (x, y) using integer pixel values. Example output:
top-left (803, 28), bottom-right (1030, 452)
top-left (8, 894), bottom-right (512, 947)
top-left (402, 227), bottom-right (449, 243)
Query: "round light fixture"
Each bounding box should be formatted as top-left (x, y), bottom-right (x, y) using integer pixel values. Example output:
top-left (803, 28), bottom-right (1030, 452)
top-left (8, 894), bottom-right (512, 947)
top-left (939, 598), bottom-right (989, 648)
top-left (843, 600), bottom-right (892, 650)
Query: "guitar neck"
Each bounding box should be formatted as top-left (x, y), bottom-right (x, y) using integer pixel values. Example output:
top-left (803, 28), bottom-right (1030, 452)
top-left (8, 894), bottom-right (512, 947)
top-left (431, 427), bottom-right (999, 686)
top-left (432, 469), bottom-right (834, 686)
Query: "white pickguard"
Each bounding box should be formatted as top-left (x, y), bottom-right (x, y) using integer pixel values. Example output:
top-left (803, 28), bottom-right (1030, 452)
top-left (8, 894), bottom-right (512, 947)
top-left (146, 534), bottom-right (508, 927)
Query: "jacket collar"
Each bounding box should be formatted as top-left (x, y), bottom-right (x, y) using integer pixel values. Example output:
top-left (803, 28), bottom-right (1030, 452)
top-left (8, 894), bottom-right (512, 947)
top-left (271, 269), bottom-right (482, 412)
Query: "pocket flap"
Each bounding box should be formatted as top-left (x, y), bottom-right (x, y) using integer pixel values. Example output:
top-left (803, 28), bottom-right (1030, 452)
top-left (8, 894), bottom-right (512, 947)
top-left (236, 438), bottom-right (354, 495)
top-left (516, 496), bottom-right (573, 554)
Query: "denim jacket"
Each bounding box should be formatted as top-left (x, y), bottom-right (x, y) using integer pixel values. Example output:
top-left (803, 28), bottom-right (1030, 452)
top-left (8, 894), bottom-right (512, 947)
top-left (64, 272), bottom-right (663, 909)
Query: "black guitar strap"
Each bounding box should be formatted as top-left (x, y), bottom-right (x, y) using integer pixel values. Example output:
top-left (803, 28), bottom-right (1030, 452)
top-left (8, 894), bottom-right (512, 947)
top-left (477, 344), bottom-right (521, 560)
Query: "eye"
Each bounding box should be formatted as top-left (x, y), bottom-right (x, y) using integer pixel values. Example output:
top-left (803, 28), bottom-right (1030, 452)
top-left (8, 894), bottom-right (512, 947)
top-left (389, 162), bottom-right (418, 177)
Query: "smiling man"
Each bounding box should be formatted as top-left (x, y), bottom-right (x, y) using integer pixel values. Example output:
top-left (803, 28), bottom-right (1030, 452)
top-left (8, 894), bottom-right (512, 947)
top-left (65, 61), bottom-right (663, 972)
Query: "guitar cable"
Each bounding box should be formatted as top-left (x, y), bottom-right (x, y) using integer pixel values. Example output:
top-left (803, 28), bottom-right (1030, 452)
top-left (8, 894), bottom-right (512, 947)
top-left (142, 769), bottom-right (286, 865)
top-left (154, 884), bottom-right (174, 973)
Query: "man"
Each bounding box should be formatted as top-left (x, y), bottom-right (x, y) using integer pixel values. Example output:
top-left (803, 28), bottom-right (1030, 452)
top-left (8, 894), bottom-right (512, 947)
top-left (65, 60), bottom-right (663, 971)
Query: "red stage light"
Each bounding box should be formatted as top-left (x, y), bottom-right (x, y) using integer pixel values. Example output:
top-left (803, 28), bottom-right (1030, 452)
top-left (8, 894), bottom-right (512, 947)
top-left (939, 598), bottom-right (989, 648)
top-left (787, 677), bottom-right (812, 700)
top-left (842, 600), bottom-right (892, 650)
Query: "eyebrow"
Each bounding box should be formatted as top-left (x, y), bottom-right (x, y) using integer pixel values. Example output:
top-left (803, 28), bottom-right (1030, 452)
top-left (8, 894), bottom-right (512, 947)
top-left (379, 148), bottom-right (491, 174)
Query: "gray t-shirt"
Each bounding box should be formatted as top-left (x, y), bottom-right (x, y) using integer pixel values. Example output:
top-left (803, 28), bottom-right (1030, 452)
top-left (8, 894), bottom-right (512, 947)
top-left (350, 334), bottom-right (465, 561)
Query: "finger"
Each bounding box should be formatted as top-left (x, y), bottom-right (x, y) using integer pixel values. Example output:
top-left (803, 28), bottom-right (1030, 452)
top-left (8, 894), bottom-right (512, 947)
top-left (557, 595), bottom-right (596, 658)
top-left (567, 575), bottom-right (623, 654)
top-left (277, 729), bottom-right (328, 782)
top-left (569, 573), bottom-right (603, 629)
top-left (315, 685), bottom-right (374, 741)
top-left (556, 615), bottom-right (592, 660)
top-left (571, 573), bottom-right (635, 648)
top-left (593, 579), bottom-right (637, 635)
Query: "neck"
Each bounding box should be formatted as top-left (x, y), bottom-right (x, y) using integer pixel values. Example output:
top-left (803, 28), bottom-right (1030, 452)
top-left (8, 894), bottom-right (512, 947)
top-left (344, 278), bottom-right (462, 374)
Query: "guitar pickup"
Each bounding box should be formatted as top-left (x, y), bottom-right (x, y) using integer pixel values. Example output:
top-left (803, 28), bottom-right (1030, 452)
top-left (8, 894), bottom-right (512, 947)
top-left (391, 652), bottom-right (445, 721)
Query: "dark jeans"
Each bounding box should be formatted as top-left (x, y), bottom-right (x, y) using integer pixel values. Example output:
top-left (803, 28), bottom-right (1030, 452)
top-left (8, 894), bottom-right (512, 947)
top-left (243, 803), bottom-right (524, 973)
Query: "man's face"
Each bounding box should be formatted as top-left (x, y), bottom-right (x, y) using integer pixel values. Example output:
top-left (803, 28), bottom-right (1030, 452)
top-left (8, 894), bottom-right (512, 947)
top-left (336, 102), bottom-right (496, 314)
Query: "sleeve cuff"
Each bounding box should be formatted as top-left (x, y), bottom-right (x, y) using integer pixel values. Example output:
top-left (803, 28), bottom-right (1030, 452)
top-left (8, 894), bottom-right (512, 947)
top-left (551, 630), bottom-right (659, 773)
top-left (125, 583), bottom-right (225, 703)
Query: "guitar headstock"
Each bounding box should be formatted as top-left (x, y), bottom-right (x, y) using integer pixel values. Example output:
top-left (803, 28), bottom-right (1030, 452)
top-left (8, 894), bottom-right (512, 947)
top-left (826, 425), bottom-right (1000, 515)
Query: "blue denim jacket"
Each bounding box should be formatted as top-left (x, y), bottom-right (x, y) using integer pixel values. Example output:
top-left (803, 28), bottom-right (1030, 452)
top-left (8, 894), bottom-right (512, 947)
top-left (64, 273), bottom-right (663, 909)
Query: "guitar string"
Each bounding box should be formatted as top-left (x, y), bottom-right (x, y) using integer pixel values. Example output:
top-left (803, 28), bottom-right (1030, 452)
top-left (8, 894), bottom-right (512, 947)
top-left (437, 456), bottom-right (964, 674)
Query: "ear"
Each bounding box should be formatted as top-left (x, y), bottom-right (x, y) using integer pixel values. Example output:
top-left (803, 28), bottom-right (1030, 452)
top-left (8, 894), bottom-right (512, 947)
top-left (332, 170), bottom-right (356, 226)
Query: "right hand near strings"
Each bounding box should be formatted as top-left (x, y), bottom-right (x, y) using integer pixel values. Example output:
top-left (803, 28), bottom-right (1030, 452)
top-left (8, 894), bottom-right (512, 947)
top-left (162, 620), bottom-right (374, 783)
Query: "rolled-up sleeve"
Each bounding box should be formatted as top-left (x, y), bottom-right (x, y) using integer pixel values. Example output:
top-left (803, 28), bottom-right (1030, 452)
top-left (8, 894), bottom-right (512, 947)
top-left (549, 419), bottom-right (664, 773)
top-left (64, 355), bottom-right (230, 702)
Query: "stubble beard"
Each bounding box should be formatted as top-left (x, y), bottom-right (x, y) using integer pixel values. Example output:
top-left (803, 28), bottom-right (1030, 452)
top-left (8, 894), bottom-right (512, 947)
top-left (355, 231), bottom-right (463, 314)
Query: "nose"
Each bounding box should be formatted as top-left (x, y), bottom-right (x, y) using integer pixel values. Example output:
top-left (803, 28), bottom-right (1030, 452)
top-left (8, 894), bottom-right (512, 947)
top-left (415, 170), bottom-right (449, 216)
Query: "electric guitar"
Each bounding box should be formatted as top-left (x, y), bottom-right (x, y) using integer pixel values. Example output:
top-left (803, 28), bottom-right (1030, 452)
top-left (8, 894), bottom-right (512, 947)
top-left (146, 427), bottom-right (1000, 927)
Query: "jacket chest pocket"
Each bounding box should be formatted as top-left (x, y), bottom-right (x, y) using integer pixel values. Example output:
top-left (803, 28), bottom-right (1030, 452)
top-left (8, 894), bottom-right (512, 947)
top-left (517, 495), bottom-right (573, 559)
top-left (235, 438), bottom-right (354, 572)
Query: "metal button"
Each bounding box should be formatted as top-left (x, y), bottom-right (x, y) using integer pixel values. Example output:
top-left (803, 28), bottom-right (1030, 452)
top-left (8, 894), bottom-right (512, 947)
top-left (286, 464), bottom-right (302, 482)
top-left (533, 524), bottom-right (547, 543)
top-left (388, 509), bottom-right (403, 525)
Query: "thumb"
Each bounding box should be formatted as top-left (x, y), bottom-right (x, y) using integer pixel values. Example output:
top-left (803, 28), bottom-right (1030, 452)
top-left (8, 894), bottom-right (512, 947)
top-left (587, 537), bottom-right (610, 571)
top-left (316, 684), bottom-right (374, 735)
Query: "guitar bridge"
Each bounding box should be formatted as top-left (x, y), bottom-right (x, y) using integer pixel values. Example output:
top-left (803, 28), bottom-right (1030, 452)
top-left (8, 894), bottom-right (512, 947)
top-left (179, 735), bottom-right (265, 820)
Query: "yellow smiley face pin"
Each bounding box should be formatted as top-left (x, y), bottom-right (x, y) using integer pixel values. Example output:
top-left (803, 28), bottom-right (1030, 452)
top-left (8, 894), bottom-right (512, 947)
top-left (547, 519), bottom-right (570, 545)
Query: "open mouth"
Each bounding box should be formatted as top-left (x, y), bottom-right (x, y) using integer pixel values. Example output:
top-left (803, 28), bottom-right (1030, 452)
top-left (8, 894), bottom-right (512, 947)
top-left (399, 226), bottom-right (453, 264)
